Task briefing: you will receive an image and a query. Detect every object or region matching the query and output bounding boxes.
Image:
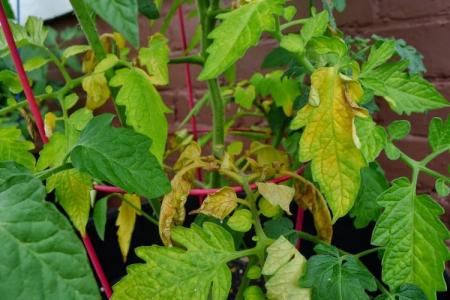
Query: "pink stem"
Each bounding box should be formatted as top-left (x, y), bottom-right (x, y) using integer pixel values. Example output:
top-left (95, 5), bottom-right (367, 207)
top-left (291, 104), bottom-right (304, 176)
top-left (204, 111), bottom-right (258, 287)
top-left (0, 3), bottom-right (112, 297)
top-left (95, 166), bottom-right (305, 197)
top-left (82, 236), bottom-right (113, 298)
top-left (0, 3), bottom-right (47, 144)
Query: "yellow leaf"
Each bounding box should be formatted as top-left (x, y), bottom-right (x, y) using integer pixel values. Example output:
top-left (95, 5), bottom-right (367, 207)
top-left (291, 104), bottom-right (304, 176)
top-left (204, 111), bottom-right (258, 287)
top-left (247, 142), bottom-right (289, 180)
top-left (293, 175), bottom-right (333, 243)
top-left (82, 50), bottom-right (96, 73)
top-left (190, 187), bottom-right (238, 220)
top-left (82, 72), bottom-right (111, 110)
top-left (47, 169), bottom-right (92, 236)
top-left (292, 67), bottom-right (366, 221)
top-left (256, 182), bottom-right (295, 215)
top-left (116, 194), bottom-right (141, 261)
top-left (44, 112), bottom-right (57, 138)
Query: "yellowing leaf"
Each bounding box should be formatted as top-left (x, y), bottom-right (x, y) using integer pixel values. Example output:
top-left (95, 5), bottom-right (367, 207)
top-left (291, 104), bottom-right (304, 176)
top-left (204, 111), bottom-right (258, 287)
top-left (138, 33), bottom-right (169, 85)
top-left (82, 72), bottom-right (111, 110)
top-left (190, 187), bottom-right (238, 220)
top-left (291, 67), bottom-right (366, 221)
top-left (116, 194), bottom-right (141, 261)
top-left (293, 175), bottom-right (333, 243)
top-left (0, 126), bottom-right (35, 170)
top-left (47, 169), bottom-right (92, 236)
top-left (256, 182), bottom-right (295, 215)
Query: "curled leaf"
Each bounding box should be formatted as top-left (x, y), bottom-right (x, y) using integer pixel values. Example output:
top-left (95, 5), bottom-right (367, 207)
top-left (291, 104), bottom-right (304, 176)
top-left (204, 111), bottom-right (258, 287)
top-left (82, 72), bottom-right (111, 110)
top-left (293, 175), bottom-right (333, 243)
top-left (190, 187), bottom-right (238, 220)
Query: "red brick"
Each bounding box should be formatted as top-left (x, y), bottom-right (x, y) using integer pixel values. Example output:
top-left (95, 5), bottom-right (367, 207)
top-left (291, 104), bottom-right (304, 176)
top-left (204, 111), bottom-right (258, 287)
top-left (336, 0), bottom-right (376, 26)
top-left (380, 0), bottom-right (450, 20)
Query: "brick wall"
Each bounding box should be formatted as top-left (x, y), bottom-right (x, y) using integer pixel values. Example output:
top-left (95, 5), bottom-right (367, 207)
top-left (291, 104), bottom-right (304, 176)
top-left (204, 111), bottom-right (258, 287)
top-left (47, 0), bottom-right (449, 222)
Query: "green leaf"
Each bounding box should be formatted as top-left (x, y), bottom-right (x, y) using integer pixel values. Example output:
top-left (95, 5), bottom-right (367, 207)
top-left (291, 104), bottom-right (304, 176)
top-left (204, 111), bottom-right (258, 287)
top-left (262, 236), bottom-right (311, 300)
top-left (70, 114), bottom-right (171, 199)
top-left (0, 126), bottom-right (35, 170)
top-left (283, 5), bottom-right (297, 21)
top-left (199, 0), bottom-right (285, 80)
top-left (23, 56), bottom-right (49, 72)
top-left (428, 116), bottom-right (450, 152)
top-left (0, 70), bottom-right (22, 93)
top-left (61, 45), bottom-right (91, 62)
top-left (306, 36), bottom-right (348, 67)
top-left (138, 33), bottom-right (170, 85)
top-left (1, 0), bottom-right (15, 18)
top-left (47, 169), bottom-right (92, 236)
top-left (280, 34), bottom-right (304, 53)
top-left (387, 120), bottom-right (411, 140)
top-left (350, 163), bottom-right (388, 228)
top-left (435, 178), bottom-right (449, 197)
top-left (355, 116), bottom-right (387, 163)
top-left (361, 69), bottom-right (449, 114)
top-left (138, 0), bottom-right (159, 19)
top-left (372, 178), bottom-right (450, 300)
top-left (112, 222), bottom-right (235, 300)
top-left (394, 39), bottom-right (426, 75)
top-left (93, 196), bottom-right (110, 241)
top-left (85, 0), bottom-right (139, 47)
top-left (263, 216), bottom-right (297, 245)
top-left (300, 244), bottom-right (377, 300)
top-left (227, 209), bottom-right (253, 233)
top-left (0, 162), bottom-right (99, 299)
top-left (234, 85), bottom-right (256, 109)
top-left (110, 67), bottom-right (169, 162)
top-left (301, 11), bottom-right (329, 44)
top-left (375, 284), bottom-right (427, 300)
top-left (361, 40), bottom-right (396, 74)
top-left (63, 93), bottom-right (80, 110)
top-left (384, 142), bottom-right (401, 160)
top-left (244, 286), bottom-right (265, 300)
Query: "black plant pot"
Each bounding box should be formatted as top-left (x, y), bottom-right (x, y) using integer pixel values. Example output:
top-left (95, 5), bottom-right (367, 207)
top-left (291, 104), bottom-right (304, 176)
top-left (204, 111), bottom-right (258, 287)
top-left (86, 197), bottom-right (450, 299)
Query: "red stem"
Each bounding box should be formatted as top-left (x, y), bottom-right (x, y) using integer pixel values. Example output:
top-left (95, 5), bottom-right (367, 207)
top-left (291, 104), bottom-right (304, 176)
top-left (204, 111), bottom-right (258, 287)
top-left (0, 3), bottom-right (47, 144)
top-left (82, 235), bottom-right (113, 298)
top-left (0, 3), bottom-right (112, 297)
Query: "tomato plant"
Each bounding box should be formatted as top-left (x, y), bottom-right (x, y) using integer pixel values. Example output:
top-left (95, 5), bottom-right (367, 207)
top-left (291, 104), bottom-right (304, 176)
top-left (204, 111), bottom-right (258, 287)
top-left (0, 0), bottom-right (449, 299)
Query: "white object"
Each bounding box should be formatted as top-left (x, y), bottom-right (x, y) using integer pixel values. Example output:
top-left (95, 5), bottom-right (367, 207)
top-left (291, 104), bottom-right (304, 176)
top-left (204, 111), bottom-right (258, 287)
top-left (10, 0), bottom-right (73, 24)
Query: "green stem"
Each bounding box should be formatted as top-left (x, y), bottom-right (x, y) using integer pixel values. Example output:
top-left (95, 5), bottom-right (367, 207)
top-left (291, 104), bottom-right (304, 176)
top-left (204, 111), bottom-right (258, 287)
top-left (279, 18), bottom-right (308, 31)
top-left (35, 163), bottom-right (73, 180)
top-left (299, 52), bottom-right (315, 73)
top-left (234, 257), bottom-right (257, 300)
top-left (197, 0), bottom-right (226, 186)
top-left (169, 55), bottom-right (204, 65)
top-left (354, 247), bottom-right (383, 259)
top-left (421, 146), bottom-right (450, 166)
top-left (44, 48), bottom-right (71, 83)
top-left (70, 0), bottom-right (106, 60)
top-left (120, 195), bottom-right (159, 226)
top-left (240, 176), bottom-right (268, 242)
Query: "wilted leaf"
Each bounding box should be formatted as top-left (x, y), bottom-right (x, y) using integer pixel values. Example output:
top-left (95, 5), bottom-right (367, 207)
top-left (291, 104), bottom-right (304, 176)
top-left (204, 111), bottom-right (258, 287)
top-left (113, 223), bottom-right (235, 300)
top-left (191, 187), bottom-right (238, 220)
top-left (159, 143), bottom-right (201, 246)
top-left (262, 236), bottom-right (311, 300)
top-left (82, 72), bottom-right (111, 110)
top-left (116, 194), bottom-right (141, 261)
top-left (47, 169), bottom-right (92, 236)
top-left (293, 175), bottom-right (333, 243)
top-left (291, 67), bottom-right (366, 221)
top-left (0, 126), bottom-right (35, 170)
top-left (256, 182), bottom-right (295, 215)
